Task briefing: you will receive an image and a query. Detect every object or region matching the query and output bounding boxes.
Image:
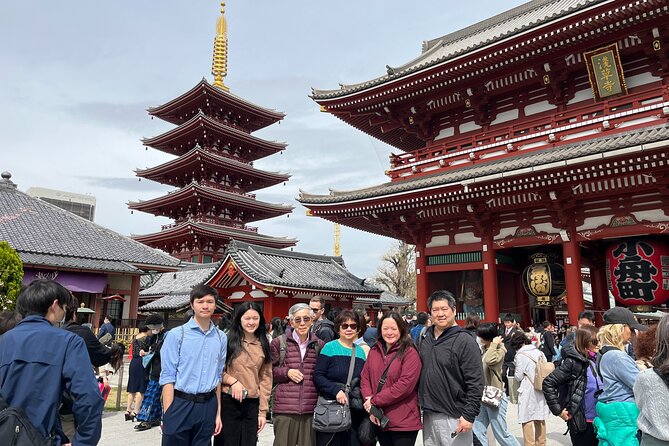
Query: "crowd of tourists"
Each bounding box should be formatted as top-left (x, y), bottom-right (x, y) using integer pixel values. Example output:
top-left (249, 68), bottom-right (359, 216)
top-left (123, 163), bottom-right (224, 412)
top-left (1, 279), bottom-right (669, 446)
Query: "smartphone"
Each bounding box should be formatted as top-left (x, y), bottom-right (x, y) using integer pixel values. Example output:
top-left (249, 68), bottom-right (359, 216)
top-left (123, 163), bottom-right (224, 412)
top-left (227, 387), bottom-right (248, 399)
top-left (369, 405), bottom-right (389, 429)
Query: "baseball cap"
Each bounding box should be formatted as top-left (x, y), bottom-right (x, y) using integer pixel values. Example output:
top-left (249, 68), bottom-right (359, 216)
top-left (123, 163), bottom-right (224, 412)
top-left (603, 307), bottom-right (648, 331)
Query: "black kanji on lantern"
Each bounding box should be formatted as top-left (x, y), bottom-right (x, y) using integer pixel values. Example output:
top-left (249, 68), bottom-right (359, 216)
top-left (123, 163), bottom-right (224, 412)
top-left (612, 241), bottom-right (658, 302)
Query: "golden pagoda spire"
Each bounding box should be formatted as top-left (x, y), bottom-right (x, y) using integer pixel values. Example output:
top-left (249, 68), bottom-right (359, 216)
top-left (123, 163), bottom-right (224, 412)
top-left (211, 1), bottom-right (229, 91)
top-left (334, 223), bottom-right (341, 257)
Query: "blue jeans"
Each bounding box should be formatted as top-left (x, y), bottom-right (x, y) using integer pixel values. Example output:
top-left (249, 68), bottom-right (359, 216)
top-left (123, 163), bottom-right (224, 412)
top-left (473, 395), bottom-right (520, 446)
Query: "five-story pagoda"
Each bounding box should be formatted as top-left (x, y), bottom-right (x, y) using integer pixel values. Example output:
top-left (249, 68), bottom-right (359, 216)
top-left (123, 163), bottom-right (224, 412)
top-left (130, 3), bottom-right (297, 263)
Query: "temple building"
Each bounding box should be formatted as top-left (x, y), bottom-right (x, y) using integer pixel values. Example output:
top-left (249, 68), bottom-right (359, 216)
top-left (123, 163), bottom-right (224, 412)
top-left (0, 172), bottom-right (179, 329)
top-left (300, 0), bottom-right (669, 325)
top-left (139, 240), bottom-right (382, 321)
top-left (129, 2), bottom-right (296, 263)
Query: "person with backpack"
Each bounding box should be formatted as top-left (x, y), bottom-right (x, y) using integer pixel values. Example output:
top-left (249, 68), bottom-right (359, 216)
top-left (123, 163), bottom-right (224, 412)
top-left (593, 307), bottom-right (646, 446)
top-left (634, 314), bottom-right (669, 446)
top-left (159, 285), bottom-right (228, 446)
top-left (542, 325), bottom-right (602, 446)
top-left (134, 312), bottom-right (168, 432)
top-left (511, 331), bottom-right (550, 446)
top-left (0, 279), bottom-right (104, 446)
top-left (472, 323), bottom-right (519, 446)
top-left (270, 303), bottom-right (324, 446)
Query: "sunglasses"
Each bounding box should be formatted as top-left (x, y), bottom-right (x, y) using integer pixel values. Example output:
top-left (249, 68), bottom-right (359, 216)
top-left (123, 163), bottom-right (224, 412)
top-left (340, 323), bottom-right (358, 330)
top-left (589, 339), bottom-right (599, 345)
top-left (292, 317), bottom-right (311, 324)
top-left (310, 307), bottom-right (321, 312)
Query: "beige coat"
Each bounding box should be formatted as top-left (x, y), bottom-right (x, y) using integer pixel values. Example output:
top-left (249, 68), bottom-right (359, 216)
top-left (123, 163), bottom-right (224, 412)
top-left (482, 341), bottom-right (506, 391)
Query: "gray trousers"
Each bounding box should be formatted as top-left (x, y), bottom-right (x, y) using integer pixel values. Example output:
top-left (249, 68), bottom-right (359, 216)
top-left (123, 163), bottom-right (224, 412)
top-left (273, 414), bottom-right (316, 446)
top-left (423, 412), bottom-right (473, 446)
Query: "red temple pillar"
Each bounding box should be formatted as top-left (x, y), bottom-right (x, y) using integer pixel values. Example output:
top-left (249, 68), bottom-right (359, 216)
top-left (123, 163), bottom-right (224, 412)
top-left (515, 274), bottom-right (532, 328)
top-left (482, 240), bottom-right (499, 323)
top-left (129, 275), bottom-right (140, 322)
top-left (416, 244), bottom-right (428, 312)
top-left (562, 237), bottom-right (585, 326)
top-left (591, 264), bottom-right (610, 326)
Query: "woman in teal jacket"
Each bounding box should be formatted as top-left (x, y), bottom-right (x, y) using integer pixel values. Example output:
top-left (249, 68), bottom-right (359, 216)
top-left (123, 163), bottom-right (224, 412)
top-left (593, 308), bottom-right (646, 446)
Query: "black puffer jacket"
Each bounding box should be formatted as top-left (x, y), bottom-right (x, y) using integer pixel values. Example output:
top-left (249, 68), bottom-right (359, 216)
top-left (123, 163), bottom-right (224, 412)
top-left (542, 344), bottom-right (590, 432)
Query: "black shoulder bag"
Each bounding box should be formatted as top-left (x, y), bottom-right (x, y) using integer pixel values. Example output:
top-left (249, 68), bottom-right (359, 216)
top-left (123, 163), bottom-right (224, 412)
top-left (358, 350), bottom-right (400, 444)
top-left (313, 344), bottom-right (357, 433)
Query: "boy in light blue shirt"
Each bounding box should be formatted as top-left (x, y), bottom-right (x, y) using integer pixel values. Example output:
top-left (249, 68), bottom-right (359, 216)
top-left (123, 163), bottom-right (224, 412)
top-left (160, 284), bottom-right (228, 446)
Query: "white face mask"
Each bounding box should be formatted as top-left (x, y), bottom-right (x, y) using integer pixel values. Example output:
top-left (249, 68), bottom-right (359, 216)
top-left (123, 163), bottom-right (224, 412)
top-left (151, 329), bottom-right (159, 335)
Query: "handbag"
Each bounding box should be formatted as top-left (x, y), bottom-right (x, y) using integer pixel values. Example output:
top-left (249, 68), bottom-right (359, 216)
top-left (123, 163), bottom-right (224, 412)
top-left (313, 345), bottom-right (356, 433)
top-left (142, 352), bottom-right (154, 368)
top-left (481, 385), bottom-right (504, 408)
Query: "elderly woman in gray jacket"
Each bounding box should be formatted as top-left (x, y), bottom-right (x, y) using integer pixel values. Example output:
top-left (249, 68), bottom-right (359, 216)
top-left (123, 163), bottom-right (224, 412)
top-left (270, 303), bottom-right (324, 446)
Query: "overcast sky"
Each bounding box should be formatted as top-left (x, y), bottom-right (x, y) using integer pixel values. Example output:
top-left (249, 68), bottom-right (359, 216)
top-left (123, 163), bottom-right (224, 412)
top-left (0, 0), bottom-right (525, 279)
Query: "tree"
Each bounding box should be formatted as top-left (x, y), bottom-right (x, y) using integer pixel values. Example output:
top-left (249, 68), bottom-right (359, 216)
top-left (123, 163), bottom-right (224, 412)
top-left (0, 241), bottom-right (23, 310)
top-left (372, 241), bottom-right (416, 301)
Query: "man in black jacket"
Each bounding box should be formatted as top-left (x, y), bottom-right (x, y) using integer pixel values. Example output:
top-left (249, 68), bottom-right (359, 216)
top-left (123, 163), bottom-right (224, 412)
top-left (418, 290), bottom-right (483, 446)
top-left (62, 298), bottom-right (111, 368)
top-left (540, 321), bottom-right (557, 362)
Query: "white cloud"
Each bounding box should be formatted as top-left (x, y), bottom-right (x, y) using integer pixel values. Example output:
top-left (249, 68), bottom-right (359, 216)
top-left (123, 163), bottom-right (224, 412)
top-left (0, 0), bottom-right (525, 279)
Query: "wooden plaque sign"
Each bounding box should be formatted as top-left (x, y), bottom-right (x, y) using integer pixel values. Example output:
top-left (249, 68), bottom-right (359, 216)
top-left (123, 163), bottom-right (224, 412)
top-left (584, 43), bottom-right (628, 101)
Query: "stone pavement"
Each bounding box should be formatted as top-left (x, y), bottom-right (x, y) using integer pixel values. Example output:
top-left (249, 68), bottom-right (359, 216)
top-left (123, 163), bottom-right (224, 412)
top-left (98, 403), bottom-right (571, 445)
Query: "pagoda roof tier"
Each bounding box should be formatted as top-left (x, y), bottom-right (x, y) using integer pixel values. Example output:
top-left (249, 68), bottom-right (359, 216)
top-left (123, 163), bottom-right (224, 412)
top-left (135, 145), bottom-right (290, 192)
top-left (300, 123), bottom-right (669, 238)
top-left (142, 111), bottom-right (287, 162)
top-left (129, 182), bottom-right (293, 222)
top-left (148, 79), bottom-right (284, 131)
top-left (133, 221), bottom-right (297, 251)
top-left (310, 0), bottom-right (663, 151)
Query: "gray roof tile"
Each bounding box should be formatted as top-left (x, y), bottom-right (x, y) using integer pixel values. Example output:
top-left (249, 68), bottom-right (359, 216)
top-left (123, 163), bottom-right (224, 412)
top-left (226, 241), bottom-right (382, 295)
top-left (300, 123), bottom-right (669, 204)
top-left (19, 252), bottom-right (138, 273)
top-left (139, 263), bottom-right (219, 297)
top-left (356, 291), bottom-right (413, 306)
top-left (139, 293), bottom-right (190, 311)
top-left (312, 0), bottom-right (605, 99)
top-left (0, 183), bottom-right (180, 269)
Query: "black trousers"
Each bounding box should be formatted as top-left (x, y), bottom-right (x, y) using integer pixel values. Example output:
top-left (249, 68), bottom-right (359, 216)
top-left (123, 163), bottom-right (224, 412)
top-left (162, 395), bottom-right (217, 446)
top-left (216, 393), bottom-right (259, 446)
top-left (570, 422), bottom-right (598, 446)
top-left (377, 430), bottom-right (419, 446)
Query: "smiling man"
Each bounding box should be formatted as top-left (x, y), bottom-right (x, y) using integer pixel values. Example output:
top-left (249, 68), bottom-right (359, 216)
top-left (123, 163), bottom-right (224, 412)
top-left (159, 284), bottom-right (228, 446)
top-left (418, 290), bottom-right (483, 446)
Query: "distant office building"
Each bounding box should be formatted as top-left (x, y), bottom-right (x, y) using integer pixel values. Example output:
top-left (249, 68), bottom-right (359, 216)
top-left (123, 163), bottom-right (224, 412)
top-left (26, 187), bottom-right (96, 221)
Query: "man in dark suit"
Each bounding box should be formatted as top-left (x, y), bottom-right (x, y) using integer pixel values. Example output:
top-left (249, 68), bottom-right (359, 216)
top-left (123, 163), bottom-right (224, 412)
top-left (499, 314), bottom-right (519, 400)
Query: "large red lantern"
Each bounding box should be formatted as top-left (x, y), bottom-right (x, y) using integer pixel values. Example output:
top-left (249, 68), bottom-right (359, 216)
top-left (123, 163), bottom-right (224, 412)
top-left (606, 238), bottom-right (669, 306)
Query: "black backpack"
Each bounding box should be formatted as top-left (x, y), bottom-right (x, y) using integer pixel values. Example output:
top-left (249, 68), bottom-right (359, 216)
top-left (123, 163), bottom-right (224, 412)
top-left (0, 399), bottom-right (55, 446)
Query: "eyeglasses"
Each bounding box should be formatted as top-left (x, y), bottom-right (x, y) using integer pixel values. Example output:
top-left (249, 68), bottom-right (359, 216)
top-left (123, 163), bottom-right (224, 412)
top-left (589, 339), bottom-right (599, 345)
top-left (292, 317), bottom-right (310, 324)
top-left (340, 323), bottom-right (358, 330)
top-left (310, 307), bottom-right (321, 312)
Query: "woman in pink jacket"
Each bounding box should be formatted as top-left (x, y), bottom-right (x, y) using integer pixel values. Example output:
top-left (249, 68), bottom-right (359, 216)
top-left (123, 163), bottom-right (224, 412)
top-left (360, 311), bottom-right (422, 446)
